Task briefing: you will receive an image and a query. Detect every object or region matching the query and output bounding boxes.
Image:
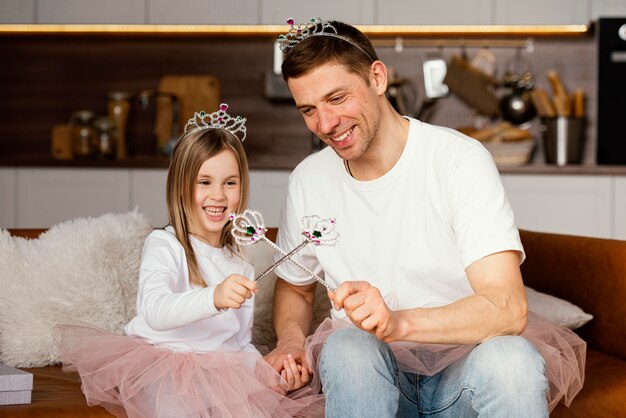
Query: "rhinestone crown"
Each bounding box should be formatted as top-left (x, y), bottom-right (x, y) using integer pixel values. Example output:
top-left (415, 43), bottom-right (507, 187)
top-left (184, 103), bottom-right (247, 142)
top-left (277, 17), bottom-right (374, 60)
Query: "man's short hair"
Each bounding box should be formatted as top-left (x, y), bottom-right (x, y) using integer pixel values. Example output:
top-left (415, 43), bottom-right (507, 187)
top-left (281, 20), bottom-right (379, 84)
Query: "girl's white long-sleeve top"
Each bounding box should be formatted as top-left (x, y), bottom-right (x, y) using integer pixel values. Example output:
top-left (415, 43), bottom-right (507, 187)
top-left (124, 227), bottom-right (257, 354)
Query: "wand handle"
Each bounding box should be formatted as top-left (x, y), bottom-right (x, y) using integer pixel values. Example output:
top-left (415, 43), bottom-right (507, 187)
top-left (261, 237), bottom-right (336, 292)
top-left (255, 240), bottom-right (308, 283)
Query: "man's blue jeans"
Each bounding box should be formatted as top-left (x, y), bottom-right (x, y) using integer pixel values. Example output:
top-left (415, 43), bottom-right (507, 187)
top-left (318, 328), bottom-right (549, 417)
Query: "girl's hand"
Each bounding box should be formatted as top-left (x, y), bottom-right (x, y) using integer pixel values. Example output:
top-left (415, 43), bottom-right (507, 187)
top-left (280, 354), bottom-right (310, 392)
top-left (213, 274), bottom-right (257, 310)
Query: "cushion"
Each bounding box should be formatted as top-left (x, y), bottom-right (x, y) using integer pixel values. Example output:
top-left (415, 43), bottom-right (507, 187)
top-left (525, 286), bottom-right (593, 329)
top-left (0, 211), bottom-right (151, 367)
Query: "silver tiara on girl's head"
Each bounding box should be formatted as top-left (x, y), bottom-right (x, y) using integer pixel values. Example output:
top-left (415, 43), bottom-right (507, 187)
top-left (277, 17), bottom-right (374, 60)
top-left (184, 103), bottom-right (247, 142)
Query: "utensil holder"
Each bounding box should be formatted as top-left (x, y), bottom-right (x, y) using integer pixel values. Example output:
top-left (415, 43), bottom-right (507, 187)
top-left (540, 117), bottom-right (586, 166)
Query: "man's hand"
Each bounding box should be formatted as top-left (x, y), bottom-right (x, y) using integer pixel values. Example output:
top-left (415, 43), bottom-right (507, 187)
top-left (264, 332), bottom-right (309, 374)
top-left (330, 281), bottom-right (401, 342)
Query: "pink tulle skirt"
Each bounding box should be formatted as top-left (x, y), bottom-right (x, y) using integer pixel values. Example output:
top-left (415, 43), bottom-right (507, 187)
top-left (297, 311), bottom-right (585, 413)
top-left (55, 323), bottom-right (324, 418)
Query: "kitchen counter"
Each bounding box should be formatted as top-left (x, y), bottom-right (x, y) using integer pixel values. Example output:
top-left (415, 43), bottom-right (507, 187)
top-left (3, 155), bottom-right (626, 175)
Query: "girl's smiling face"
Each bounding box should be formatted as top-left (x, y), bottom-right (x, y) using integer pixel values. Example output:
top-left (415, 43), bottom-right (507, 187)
top-left (189, 148), bottom-right (241, 247)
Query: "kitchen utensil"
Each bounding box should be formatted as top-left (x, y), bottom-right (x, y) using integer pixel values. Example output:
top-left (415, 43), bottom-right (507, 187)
top-left (530, 88), bottom-right (556, 118)
top-left (499, 50), bottom-right (537, 125)
top-left (422, 52), bottom-right (449, 99)
top-left (443, 54), bottom-right (499, 117)
top-left (546, 70), bottom-right (571, 117)
top-left (573, 88), bottom-right (585, 118)
top-left (499, 74), bottom-right (536, 125)
top-left (470, 46), bottom-right (497, 77)
top-left (156, 75), bottom-right (221, 152)
top-left (541, 116), bottom-right (586, 166)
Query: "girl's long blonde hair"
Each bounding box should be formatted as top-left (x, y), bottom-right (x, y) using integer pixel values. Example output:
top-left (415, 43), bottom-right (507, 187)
top-left (166, 128), bottom-right (249, 287)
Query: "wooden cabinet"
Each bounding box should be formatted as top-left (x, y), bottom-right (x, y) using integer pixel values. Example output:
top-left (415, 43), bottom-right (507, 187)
top-left (37, 0), bottom-right (145, 24)
top-left (3, 168), bottom-right (626, 238)
top-left (260, 0), bottom-right (375, 25)
top-left (0, 0), bottom-right (35, 23)
top-left (149, 0), bottom-right (257, 24)
top-left (376, 0), bottom-right (492, 25)
top-left (129, 169), bottom-right (169, 228)
top-left (15, 168), bottom-right (130, 228)
top-left (494, 0), bottom-right (589, 25)
top-left (501, 174), bottom-right (613, 239)
top-left (0, 168), bottom-right (291, 229)
top-left (614, 177), bottom-right (626, 240)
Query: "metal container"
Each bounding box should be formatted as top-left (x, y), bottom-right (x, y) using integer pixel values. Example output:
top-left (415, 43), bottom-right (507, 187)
top-left (540, 117), bottom-right (586, 166)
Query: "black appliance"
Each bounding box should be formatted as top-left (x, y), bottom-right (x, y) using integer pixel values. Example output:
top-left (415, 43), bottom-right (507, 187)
top-left (597, 17), bottom-right (626, 165)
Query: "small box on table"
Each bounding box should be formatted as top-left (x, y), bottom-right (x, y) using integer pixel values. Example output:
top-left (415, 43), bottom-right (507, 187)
top-left (0, 362), bottom-right (33, 405)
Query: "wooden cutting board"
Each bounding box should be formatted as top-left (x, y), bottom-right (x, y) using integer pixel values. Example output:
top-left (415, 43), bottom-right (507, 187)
top-left (155, 75), bottom-right (221, 150)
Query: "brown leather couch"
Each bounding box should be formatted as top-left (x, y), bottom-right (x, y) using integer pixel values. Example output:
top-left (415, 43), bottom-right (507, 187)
top-left (2, 228), bottom-right (625, 417)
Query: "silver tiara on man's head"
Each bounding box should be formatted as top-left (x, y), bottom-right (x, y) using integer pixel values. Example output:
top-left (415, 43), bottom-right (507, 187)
top-left (184, 103), bottom-right (247, 142)
top-left (277, 17), bottom-right (374, 60)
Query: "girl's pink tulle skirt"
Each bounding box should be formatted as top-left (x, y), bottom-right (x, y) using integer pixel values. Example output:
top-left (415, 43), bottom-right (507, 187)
top-left (55, 323), bottom-right (324, 418)
top-left (296, 311), bottom-right (585, 413)
top-left (58, 311), bottom-right (584, 416)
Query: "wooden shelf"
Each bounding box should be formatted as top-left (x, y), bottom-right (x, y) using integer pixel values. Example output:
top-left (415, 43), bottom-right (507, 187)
top-left (0, 23), bottom-right (591, 38)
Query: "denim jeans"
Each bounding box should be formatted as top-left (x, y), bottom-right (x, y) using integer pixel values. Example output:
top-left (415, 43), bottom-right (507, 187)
top-left (318, 328), bottom-right (549, 418)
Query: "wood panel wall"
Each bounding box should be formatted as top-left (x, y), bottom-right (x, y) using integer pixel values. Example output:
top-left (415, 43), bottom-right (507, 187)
top-left (0, 34), bottom-right (596, 168)
top-left (0, 34), bottom-right (312, 169)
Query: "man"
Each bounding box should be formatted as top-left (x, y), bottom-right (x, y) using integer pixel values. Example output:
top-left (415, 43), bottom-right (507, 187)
top-left (265, 18), bottom-right (582, 417)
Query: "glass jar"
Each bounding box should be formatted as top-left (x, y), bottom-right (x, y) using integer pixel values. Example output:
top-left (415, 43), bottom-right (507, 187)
top-left (70, 110), bottom-right (95, 159)
top-left (107, 91), bottom-right (131, 160)
top-left (92, 116), bottom-right (117, 160)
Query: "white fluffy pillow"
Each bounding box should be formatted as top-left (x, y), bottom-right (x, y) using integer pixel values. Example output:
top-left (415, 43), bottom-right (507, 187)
top-left (0, 211), bottom-right (151, 367)
top-left (525, 286), bottom-right (593, 329)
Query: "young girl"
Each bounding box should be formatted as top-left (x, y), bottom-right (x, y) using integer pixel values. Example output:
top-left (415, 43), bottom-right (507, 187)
top-left (56, 105), bottom-right (323, 418)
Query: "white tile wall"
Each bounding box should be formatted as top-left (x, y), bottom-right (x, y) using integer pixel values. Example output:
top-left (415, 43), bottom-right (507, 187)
top-left (494, 0), bottom-right (590, 25)
top-left (0, 0), bottom-right (35, 23)
top-left (591, 0), bottom-right (626, 20)
top-left (37, 0), bottom-right (145, 24)
top-left (260, 0), bottom-right (375, 25)
top-left (148, 0), bottom-right (257, 24)
top-left (377, 0), bottom-right (492, 25)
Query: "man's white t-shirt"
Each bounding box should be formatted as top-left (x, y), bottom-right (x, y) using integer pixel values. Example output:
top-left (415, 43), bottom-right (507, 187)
top-left (125, 226), bottom-right (257, 353)
top-left (275, 118), bottom-right (524, 320)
